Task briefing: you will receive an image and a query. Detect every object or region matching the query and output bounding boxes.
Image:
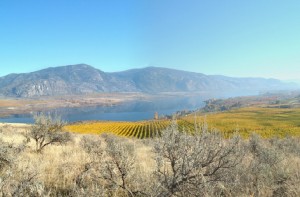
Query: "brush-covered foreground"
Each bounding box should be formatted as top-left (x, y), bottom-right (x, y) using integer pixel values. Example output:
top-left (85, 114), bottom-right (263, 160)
top-left (66, 107), bottom-right (300, 138)
top-left (1, 118), bottom-right (300, 197)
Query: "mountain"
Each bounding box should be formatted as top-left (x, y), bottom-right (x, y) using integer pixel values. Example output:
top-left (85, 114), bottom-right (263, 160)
top-left (0, 64), bottom-right (297, 98)
top-left (111, 67), bottom-right (295, 92)
top-left (0, 64), bottom-right (137, 97)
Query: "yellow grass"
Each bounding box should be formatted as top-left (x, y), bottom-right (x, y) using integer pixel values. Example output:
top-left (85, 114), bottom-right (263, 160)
top-left (0, 127), bottom-right (154, 193)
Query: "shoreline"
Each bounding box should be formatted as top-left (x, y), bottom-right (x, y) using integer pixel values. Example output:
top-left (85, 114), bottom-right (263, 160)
top-left (0, 92), bottom-right (150, 118)
top-left (0, 92), bottom-right (209, 119)
top-left (0, 122), bottom-right (31, 128)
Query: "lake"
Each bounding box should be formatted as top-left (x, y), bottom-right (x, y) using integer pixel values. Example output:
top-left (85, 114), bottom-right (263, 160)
top-left (0, 91), bottom-right (259, 123)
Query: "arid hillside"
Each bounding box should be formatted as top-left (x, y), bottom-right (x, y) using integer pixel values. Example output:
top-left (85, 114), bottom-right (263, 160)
top-left (0, 64), bottom-right (296, 98)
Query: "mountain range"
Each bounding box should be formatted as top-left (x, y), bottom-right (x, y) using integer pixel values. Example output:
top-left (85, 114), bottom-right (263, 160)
top-left (0, 64), bottom-right (297, 98)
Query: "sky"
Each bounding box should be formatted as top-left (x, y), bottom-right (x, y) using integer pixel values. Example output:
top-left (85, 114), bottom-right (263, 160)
top-left (1, 0), bottom-right (300, 80)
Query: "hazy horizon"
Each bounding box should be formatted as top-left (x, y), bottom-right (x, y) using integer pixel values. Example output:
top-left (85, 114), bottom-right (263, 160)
top-left (1, 1), bottom-right (300, 80)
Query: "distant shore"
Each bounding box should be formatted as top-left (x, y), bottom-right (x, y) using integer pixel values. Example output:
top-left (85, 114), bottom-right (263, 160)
top-left (0, 92), bottom-right (205, 119)
top-left (0, 122), bottom-right (30, 127)
top-left (0, 92), bottom-right (151, 118)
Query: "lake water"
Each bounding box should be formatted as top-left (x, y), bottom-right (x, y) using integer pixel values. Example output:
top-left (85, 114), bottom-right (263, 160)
top-left (0, 91), bottom-right (259, 123)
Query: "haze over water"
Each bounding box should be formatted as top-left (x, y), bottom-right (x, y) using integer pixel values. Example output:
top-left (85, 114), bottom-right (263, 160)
top-left (0, 91), bottom-right (258, 123)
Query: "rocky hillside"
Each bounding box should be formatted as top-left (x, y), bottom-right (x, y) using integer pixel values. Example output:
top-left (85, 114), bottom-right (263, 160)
top-left (0, 64), bottom-right (297, 97)
top-left (0, 64), bottom-right (137, 97)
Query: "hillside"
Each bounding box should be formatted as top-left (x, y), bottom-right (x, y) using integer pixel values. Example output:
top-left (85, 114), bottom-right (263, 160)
top-left (0, 64), bottom-right (137, 97)
top-left (0, 64), bottom-right (297, 97)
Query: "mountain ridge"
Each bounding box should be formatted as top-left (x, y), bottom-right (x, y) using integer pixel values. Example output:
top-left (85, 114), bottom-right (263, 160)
top-left (0, 64), bottom-right (297, 98)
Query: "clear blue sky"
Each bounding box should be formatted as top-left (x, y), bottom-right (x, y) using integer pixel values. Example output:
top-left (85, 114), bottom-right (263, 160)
top-left (1, 0), bottom-right (300, 80)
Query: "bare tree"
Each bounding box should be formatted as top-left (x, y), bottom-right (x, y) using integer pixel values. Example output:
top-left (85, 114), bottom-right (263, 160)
top-left (28, 114), bottom-right (71, 153)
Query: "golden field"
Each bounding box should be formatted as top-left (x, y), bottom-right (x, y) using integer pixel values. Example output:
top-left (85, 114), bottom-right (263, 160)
top-left (198, 107), bottom-right (300, 138)
top-left (65, 120), bottom-right (172, 138)
top-left (65, 107), bottom-right (300, 139)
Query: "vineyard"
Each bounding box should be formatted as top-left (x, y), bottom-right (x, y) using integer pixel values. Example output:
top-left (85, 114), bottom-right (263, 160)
top-left (65, 120), bottom-right (172, 138)
top-left (182, 107), bottom-right (300, 138)
top-left (65, 107), bottom-right (300, 139)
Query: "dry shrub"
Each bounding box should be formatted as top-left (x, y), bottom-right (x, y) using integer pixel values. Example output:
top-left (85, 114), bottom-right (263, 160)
top-left (151, 121), bottom-right (244, 196)
top-left (27, 114), bottom-right (72, 153)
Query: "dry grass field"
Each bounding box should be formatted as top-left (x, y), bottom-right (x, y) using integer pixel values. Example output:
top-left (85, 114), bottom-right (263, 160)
top-left (1, 120), bottom-right (300, 196)
top-left (0, 123), bottom-right (155, 196)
